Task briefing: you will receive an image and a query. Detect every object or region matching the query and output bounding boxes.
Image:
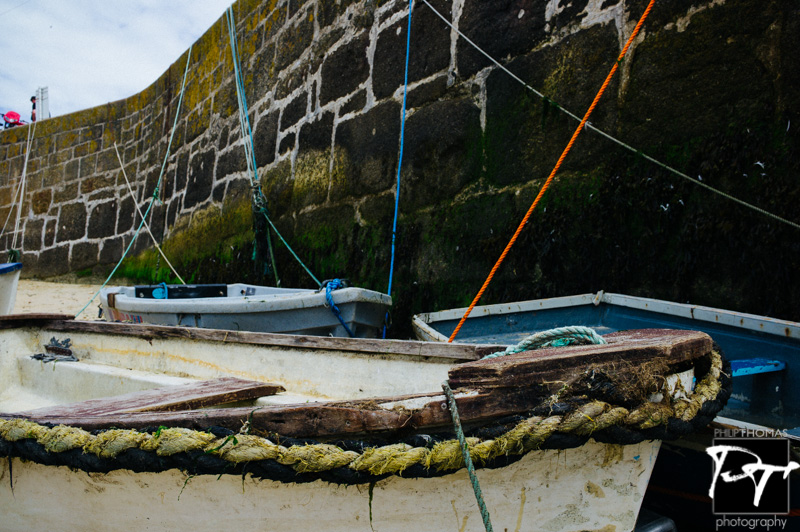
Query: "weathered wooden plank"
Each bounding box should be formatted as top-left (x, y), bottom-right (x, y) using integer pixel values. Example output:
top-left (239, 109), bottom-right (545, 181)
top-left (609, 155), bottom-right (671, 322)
top-left (448, 329), bottom-right (712, 390)
top-left (7, 387), bottom-right (547, 438)
top-left (20, 377), bottom-right (285, 417)
top-left (0, 314), bottom-right (75, 329)
top-left (32, 319), bottom-right (497, 361)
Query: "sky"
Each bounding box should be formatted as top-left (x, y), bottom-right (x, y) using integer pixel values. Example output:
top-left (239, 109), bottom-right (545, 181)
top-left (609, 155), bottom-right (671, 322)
top-left (0, 0), bottom-right (233, 120)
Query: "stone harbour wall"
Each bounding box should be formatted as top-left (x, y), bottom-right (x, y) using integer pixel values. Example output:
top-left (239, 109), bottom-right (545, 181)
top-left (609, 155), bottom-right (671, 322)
top-left (1, 0), bottom-right (798, 331)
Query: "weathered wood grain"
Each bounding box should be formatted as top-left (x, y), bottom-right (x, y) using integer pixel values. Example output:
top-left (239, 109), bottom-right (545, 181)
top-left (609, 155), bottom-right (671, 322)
top-left (20, 377), bottom-right (285, 417)
top-left (5, 317), bottom-right (500, 361)
top-left (448, 329), bottom-right (712, 390)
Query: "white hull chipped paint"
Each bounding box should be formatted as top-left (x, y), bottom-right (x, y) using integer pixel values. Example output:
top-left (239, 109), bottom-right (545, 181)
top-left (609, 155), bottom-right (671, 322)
top-left (0, 440), bottom-right (658, 532)
top-left (0, 317), bottom-right (729, 532)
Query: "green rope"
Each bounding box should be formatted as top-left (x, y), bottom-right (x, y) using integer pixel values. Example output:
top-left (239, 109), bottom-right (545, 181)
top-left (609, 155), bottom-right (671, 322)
top-left (227, 8), bottom-right (321, 288)
top-left (442, 381), bottom-right (494, 532)
top-left (483, 325), bottom-right (607, 359)
top-left (75, 46), bottom-right (193, 318)
top-left (227, 7), bottom-right (280, 286)
top-left (259, 207), bottom-right (321, 288)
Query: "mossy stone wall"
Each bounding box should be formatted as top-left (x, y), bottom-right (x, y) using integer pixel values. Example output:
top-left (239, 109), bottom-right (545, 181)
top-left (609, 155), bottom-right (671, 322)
top-left (1, 0), bottom-right (798, 334)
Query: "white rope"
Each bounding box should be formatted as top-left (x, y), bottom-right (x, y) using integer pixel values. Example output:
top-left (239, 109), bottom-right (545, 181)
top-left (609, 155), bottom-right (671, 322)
top-left (9, 121), bottom-right (36, 251)
top-left (113, 142), bottom-right (186, 284)
top-left (418, 0), bottom-right (800, 231)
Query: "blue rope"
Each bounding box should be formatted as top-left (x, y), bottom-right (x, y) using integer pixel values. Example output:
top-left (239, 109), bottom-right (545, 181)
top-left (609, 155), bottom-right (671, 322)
top-left (383, 0), bottom-right (414, 339)
top-left (442, 381), bottom-right (494, 532)
top-left (325, 279), bottom-right (355, 337)
top-left (483, 326), bottom-right (607, 359)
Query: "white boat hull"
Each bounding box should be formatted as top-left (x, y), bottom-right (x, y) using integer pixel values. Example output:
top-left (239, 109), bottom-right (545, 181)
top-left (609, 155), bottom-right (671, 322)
top-left (0, 438), bottom-right (658, 532)
top-left (0, 262), bottom-right (22, 315)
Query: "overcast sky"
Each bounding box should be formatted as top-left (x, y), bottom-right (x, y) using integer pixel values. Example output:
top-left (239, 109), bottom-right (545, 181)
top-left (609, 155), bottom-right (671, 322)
top-left (1, 0), bottom-right (232, 120)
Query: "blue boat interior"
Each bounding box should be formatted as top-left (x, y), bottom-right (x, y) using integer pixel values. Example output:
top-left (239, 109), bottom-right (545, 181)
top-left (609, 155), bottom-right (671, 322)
top-left (436, 302), bottom-right (799, 430)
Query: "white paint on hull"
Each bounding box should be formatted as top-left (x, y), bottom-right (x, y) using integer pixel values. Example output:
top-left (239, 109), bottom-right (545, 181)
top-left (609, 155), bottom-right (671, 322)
top-left (0, 439), bottom-right (658, 532)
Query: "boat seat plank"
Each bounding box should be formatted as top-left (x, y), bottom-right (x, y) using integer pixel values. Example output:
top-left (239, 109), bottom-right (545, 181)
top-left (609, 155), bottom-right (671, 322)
top-left (730, 358), bottom-right (785, 377)
top-left (20, 377), bottom-right (286, 417)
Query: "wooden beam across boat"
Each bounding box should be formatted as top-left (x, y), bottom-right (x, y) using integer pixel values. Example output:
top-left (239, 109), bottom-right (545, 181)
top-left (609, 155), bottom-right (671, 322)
top-left (19, 377), bottom-right (286, 417)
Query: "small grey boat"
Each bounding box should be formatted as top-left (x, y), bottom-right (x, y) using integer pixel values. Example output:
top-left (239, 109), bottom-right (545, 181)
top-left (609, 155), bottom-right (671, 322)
top-left (100, 281), bottom-right (391, 338)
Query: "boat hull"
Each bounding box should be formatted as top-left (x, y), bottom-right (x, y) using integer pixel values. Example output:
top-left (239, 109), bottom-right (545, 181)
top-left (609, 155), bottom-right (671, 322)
top-left (0, 262), bottom-right (22, 315)
top-left (101, 283), bottom-right (392, 338)
top-left (0, 438), bottom-right (659, 532)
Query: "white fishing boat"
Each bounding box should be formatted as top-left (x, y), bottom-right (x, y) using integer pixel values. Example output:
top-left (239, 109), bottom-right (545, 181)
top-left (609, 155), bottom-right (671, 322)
top-left (100, 281), bottom-right (392, 338)
top-left (0, 315), bottom-right (729, 531)
top-left (0, 262), bottom-right (22, 315)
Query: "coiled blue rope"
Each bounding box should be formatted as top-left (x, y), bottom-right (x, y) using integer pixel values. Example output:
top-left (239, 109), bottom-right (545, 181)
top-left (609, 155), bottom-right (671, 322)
top-left (325, 279), bottom-right (355, 337)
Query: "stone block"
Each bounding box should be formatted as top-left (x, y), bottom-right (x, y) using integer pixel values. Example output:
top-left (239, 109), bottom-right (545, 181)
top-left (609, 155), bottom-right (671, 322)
top-left (44, 219), bottom-right (56, 247)
top-left (259, 158), bottom-right (293, 218)
top-left (88, 200), bottom-right (120, 239)
top-left (184, 149), bottom-right (216, 210)
top-left (400, 98), bottom-right (482, 211)
top-left (339, 89), bottom-right (366, 116)
top-left (406, 75), bottom-right (449, 109)
top-left (318, 0), bottom-right (358, 28)
top-left (293, 150), bottom-right (331, 208)
top-left (99, 236), bottom-right (124, 265)
top-left (281, 90), bottom-right (308, 131)
top-left (175, 152), bottom-right (189, 193)
top-left (217, 147), bottom-right (249, 180)
top-left (332, 100), bottom-right (400, 198)
top-left (57, 202), bottom-right (88, 243)
top-left (36, 245), bottom-right (70, 277)
top-left (252, 41), bottom-right (277, 98)
top-left (117, 196), bottom-right (136, 235)
top-left (274, 64), bottom-right (308, 101)
top-left (70, 241), bottom-right (99, 271)
top-left (65, 159), bottom-right (81, 181)
top-left (81, 175), bottom-right (111, 195)
top-left (31, 189), bottom-right (52, 215)
top-left (79, 155), bottom-right (98, 178)
top-left (320, 32), bottom-right (370, 105)
top-left (372, 0), bottom-right (451, 100)
top-left (278, 132), bottom-right (296, 155)
top-left (23, 219), bottom-right (44, 251)
top-left (275, 8), bottom-right (315, 71)
top-left (298, 111), bottom-right (333, 152)
top-left (253, 112), bottom-right (279, 166)
top-left (457, 0), bottom-right (548, 78)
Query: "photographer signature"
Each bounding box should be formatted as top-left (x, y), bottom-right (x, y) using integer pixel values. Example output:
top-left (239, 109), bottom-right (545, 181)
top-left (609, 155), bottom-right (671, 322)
top-left (707, 445), bottom-right (799, 506)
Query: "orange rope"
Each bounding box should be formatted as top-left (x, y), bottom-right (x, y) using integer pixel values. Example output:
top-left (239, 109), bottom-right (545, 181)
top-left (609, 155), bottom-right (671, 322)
top-left (448, 0), bottom-right (656, 343)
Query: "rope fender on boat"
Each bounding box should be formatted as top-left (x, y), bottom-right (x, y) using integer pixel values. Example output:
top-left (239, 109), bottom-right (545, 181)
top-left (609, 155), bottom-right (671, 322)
top-left (0, 351), bottom-right (730, 483)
